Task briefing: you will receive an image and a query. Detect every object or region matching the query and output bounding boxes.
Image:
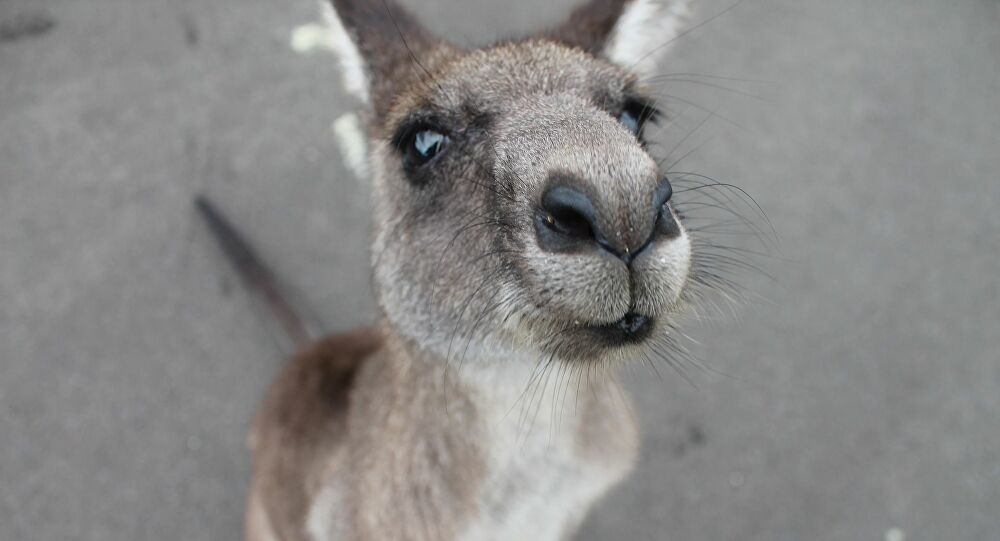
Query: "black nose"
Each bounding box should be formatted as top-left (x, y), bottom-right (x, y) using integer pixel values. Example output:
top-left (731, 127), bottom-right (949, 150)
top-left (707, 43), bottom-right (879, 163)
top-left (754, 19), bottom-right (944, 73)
top-left (540, 185), bottom-right (599, 243)
top-left (537, 178), bottom-right (680, 262)
top-left (653, 176), bottom-right (673, 208)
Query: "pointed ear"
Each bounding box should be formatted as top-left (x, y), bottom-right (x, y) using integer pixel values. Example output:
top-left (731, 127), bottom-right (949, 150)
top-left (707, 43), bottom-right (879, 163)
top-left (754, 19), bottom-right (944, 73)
top-left (322, 0), bottom-right (441, 110)
top-left (547, 0), bottom-right (692, 78)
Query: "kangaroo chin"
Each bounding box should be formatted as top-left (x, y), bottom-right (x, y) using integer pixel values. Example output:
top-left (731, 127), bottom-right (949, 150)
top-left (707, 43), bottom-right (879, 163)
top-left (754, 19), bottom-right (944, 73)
top-left (241, 1), bottom-right (696, 540)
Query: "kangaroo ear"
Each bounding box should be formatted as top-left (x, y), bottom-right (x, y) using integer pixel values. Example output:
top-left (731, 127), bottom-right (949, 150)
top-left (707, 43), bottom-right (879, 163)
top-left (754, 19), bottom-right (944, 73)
top-left (547, 0), bottom-right (692, 78)
top-left (322, 0), bottom-right (440, 110)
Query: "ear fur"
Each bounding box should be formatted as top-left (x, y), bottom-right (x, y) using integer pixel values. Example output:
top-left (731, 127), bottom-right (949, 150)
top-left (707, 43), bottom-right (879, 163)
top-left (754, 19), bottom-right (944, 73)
top-left (549, 0), bottom-right (692, 78)
top-left (321, 0), bottom-right (441, 113)
top-left (321, 1), bottom-right (370, 103)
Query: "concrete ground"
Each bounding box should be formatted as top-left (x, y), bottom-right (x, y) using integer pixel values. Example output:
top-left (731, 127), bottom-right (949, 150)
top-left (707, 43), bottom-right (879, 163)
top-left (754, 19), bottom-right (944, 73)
top-left (2, 0), bottom-right (998, 539)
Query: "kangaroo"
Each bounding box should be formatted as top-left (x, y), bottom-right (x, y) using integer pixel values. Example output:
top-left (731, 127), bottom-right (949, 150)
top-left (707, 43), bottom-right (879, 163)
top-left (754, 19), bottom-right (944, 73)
top-left (232, 1), bottom-right (699, 539)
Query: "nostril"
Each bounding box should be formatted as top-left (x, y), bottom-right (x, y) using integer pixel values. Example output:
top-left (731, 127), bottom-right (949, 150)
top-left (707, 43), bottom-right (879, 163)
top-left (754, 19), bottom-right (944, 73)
top-left (544, 206), bottom-right (595, 240)
top-left (541, 186), bottom-right (598, 242)
top-left (656, 207), bottom-right (682, 240)
top-left (652, 177), bottom-right (681, 240)
top-left (653, 177), bottom-right (673, 209)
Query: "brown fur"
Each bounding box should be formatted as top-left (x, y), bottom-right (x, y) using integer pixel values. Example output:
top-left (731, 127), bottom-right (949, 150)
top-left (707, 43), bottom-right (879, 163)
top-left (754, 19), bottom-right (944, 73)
top-left (546, 0), bottom-right (630, 54)
top-left (247, 1), bottom-right (696, 539)
top-left (330, 0), bottom-right (453, 119)
top-left (247, 325), bottom-right (641, 541)
top-left (247, 328), bottom-right (380, 540)
top-left (248, 326), bottom-right (488, 541)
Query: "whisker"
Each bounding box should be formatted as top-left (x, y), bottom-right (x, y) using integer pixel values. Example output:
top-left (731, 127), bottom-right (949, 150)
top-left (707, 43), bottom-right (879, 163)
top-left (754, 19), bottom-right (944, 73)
top-left (668, 171), bottom-right (777, 242)
top-left (382, 0), bottom-right (446, 95)
top-left (628, 0), bottom-right (750, 75)
top-left (647, 78), bottom-right (768, 102)
top-left (645, 71), bottom-right (773, 85)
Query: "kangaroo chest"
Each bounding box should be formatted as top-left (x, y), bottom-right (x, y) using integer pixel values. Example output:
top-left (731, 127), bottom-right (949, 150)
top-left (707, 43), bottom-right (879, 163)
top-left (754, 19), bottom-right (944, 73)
top-left (455, 380), bottom-right (638, 541)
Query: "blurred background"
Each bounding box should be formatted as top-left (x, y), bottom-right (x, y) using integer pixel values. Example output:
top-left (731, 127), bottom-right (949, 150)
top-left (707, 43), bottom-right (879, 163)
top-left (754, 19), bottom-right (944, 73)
top-left (2, 0), bottom-right (998, 539)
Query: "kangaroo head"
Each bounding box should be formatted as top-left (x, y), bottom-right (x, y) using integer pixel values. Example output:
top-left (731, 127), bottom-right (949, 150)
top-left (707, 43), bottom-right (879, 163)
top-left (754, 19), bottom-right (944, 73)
top-left (326, 0), bottom-right (694, 362)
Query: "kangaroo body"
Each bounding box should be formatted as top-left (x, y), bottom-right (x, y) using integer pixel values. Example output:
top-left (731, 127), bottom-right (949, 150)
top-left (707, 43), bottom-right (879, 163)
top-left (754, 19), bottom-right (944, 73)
top-left (247, 329), bottom-right (636, 541)
top-left (241, 1), bottom-right (696, 539)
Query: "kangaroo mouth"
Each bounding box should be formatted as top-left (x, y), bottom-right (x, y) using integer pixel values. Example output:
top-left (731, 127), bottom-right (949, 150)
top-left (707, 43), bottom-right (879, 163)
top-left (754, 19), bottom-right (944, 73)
top-left (581, 312), bottom-right (654, 347)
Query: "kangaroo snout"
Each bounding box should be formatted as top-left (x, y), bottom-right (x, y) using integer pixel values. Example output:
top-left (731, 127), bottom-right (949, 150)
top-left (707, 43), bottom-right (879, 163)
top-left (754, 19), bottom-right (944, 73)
top-left (536, 176), bottom-right (680, 265)
top-left (479, 94), bottom-right (694, 350)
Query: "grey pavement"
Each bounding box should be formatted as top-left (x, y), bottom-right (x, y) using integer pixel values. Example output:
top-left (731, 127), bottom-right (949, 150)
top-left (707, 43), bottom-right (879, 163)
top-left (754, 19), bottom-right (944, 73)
top-left (2, 0), bottom-right (999, 539)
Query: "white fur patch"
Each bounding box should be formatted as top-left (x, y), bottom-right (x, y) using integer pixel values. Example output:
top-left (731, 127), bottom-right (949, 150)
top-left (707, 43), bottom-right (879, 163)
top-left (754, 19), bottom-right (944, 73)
top-left (453, 358), bottom-right (634, 541)
top-left (320, 1), bottom-right (371, 103)
top-left (656, 226), bottom-right (692, 303)
top-left (604, 0), bottom-right (692, 77)
top-left (332, 112), bottom-right (369, 180)
top-left (290, 23), bottom-right (337, 54)
top-left (306, 483), bottom-right (349, 541)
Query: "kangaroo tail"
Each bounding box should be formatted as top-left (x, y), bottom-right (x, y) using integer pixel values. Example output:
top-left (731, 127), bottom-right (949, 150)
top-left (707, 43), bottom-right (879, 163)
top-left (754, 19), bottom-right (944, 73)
top-left (194, 195), bottom-right (317, 351)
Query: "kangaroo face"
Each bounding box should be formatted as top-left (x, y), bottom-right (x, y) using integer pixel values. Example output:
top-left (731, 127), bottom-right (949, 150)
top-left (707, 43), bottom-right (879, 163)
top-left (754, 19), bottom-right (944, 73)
top-left (328, 0), bottom-right (693, 362)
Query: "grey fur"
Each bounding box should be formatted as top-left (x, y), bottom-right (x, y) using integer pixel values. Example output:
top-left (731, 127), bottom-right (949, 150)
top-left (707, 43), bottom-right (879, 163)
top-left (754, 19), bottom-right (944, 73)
top-left (248, 1), bottom-right (695, 540)
top-left (371, 40), bottom-right (691, 363)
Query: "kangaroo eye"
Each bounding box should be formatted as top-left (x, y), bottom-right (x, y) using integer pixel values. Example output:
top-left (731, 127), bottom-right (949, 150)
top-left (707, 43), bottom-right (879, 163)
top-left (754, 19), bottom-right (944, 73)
top-left (619, 109), bottom-right (640, 134)
top-left (618, 99), bottom-right (660, 138)
top-left (407, 129), bottom-right (450, 166)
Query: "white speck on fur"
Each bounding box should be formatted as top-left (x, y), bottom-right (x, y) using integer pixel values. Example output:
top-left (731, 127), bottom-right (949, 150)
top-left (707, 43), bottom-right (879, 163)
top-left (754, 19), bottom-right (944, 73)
top-left (604, 0), bottom-right (692, 78)
top-left (333, 113), bottom-right (369, 180)
top-left (320, 1), bottom-right (371, 103)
